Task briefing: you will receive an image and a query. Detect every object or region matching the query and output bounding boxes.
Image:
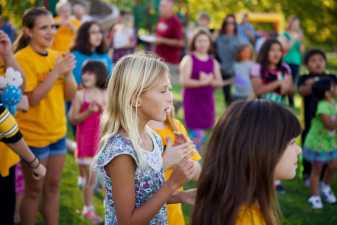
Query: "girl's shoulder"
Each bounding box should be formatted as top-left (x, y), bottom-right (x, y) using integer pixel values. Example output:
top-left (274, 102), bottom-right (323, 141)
top-left (15, 46), bottom-right (59, 61)
top-left (180, 54), bottom-right (193, 66)
top-left (235, 205), bottom-right (265, 225)
top-left (15, 46), bottom-right (32, 61)
top-left (96, 134), bottom-right (139, 168)
top-left (250, 63), bottom-right (262, 77)
top-left (316, 100), bottom-right (335, 115)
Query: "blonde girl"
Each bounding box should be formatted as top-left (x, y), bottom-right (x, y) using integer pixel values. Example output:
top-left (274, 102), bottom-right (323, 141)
top-left (96, 53), bottom-right (198, 225)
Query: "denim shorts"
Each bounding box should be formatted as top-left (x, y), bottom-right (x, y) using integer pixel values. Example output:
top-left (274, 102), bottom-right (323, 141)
top-left (30, 137), bottom-right (66, 160)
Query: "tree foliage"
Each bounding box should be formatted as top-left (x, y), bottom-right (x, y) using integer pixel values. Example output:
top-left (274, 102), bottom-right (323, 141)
top-left (187, 0), bottom-right (337, 47)
top-left (2, 0), bottom-right (336, 47)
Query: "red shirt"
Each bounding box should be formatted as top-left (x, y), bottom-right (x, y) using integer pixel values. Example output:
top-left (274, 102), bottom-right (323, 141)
top-left (155, 15), bottom-right (183, 64)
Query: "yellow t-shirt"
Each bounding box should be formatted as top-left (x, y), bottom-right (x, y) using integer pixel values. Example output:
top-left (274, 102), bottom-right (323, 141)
top-left (0, 58), bottom-right (19, 176)
top-left (235, 205), bottom-right (266, 225)
top-left (154, 119), bottom-right (201, 225)
top-left (15, 46), bottom-right (67, 147)
top-left (51, 17), bottom-right (81, 53)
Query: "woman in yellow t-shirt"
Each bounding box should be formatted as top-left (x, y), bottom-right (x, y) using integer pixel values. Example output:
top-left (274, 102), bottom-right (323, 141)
top-left (51, 1), bottom-right (80, 53)
top-left (13, 7), bottom-right (77, 225)
top-left (191, 101), bottom-right (302, 225)
top-left (148, 110), bottom-right (201, 225)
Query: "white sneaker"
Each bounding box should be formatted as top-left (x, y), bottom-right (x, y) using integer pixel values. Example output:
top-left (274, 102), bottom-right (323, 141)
top-left (308, 195), bottom-right (323, 209)
top-left (320, 183), bottom-right (337, 204)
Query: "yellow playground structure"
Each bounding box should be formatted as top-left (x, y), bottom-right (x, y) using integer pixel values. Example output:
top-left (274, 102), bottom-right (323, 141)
top-left (243, 12), bottom-right (285, 33)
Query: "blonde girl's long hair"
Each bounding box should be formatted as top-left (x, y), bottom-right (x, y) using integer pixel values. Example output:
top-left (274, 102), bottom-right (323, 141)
top-left (99, 53), bottom-right (169, 167)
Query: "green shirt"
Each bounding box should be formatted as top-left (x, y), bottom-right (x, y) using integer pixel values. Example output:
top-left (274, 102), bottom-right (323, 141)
top-left (304, 100), bottom-right (337, 152)
top-left (283, 32), bottom-right (302, 65)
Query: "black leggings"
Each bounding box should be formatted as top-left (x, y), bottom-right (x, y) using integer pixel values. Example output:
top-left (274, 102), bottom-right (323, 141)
top-left (222, 73), bottom-right (233, 105)
top-left (0, 166), bottom-right (16, 225)
top-left (287, 63), bottom-right (300, 107)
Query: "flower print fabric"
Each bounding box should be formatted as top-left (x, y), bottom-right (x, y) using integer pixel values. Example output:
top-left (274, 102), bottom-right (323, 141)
top-left (96, 130), bottom-right (167, 225)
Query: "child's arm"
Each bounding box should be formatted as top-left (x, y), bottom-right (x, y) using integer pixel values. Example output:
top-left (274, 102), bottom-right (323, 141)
top-left (162, 141), bottom-right (194, 170)
top-left (168, 188), bottom-right (197, 205)
top-left (298, 78), bottom-right (316, 96)
top-left (0, 105), bottom-right (46, 179)
top-left (251, 77), bottom-right (282, 96)
top-left (105, 155), bottom-right (194, 225)
top-left (281, 74), bottom-right (294, 95)
top-left (63, 71), bottom-right (77, 101)
top-left (211, 60), bottom-right (232, 88)
top-left (320, 114), bottom-right (337, 130)
top-left (27, 54), bottom-right (75, 106)
top-left (7, 139), bottom-right (46, 179)
top-left (69, 92), bottom-right (96, 125)
top-left (179, 56), bottom-right (211, 88)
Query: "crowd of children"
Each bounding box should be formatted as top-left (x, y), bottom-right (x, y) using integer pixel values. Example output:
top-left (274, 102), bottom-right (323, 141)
top-left (0, 1), bottom-right (337, 225)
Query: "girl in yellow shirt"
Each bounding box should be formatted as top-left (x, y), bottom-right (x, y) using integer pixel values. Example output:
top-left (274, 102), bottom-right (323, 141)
top-left (148, 110), bottom-right (201, 225)
top-left (191, 100), bottom-right (302, 225)
top-left (13, 7), bottom-right (77, 225)
top-left (51, 1), bottom-right (80, 53)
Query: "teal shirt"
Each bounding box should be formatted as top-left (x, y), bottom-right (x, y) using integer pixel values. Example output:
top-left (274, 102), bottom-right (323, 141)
top-left (304, 100), bottom-right (337, 152)
top-left (283, 32), bottom-right (302, 65)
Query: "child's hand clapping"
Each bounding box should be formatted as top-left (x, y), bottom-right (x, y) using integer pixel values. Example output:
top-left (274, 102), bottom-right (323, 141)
top-left (88, 101), bottom-right (101, 113)
top-left (199, 72), bottom-right (213, 85)
top-left (54, 53), bottom-right (75, 76)
top-left (163, 139), bottom-right (194, 169)
top-left (280, 75), bottom-right (292, 95)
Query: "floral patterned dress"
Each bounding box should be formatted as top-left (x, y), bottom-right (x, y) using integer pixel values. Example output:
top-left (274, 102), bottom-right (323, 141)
top-left (96, 130), bottom-right (167, 225)
top-left (304, 100), bottom-right (337, 162)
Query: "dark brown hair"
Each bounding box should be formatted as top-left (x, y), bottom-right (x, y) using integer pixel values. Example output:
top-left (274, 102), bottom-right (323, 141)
top-left (72, 20), bottom-right (108, 54)
top-left (189, 28), bottom-right (213, 54)
top-left (256, 38), bottom-right (288, 80)
top-left (220, 14), bottom-right (237, 35)
top-left (13, 7), bottom-right (51, 53)
top-left (81, 60), bottom-right (109, 89)
top-left (235, 43), bottom-right (252, 61)
top-left (192, 100), bottom-right (301, 225)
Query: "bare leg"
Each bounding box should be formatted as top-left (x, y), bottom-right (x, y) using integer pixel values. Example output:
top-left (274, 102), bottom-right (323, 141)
top-left (41, 155), bottom-right (65, 225)
top-left (20, 159), bottom-right (47, 225)
top-left (83, 165), bottom-right (93, 207)
top-left (79, 164), bottom-right (86, 183)
top-left (310, 162), bottom-right (323, 196)
top-left (15, 193), bottom-right (23, 223)
top-left (323, 159), bottom-right (337, 185)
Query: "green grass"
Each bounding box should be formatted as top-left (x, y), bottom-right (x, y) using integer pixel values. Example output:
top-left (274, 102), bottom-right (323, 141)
top-left (39, 53), bottom-right (337, 225)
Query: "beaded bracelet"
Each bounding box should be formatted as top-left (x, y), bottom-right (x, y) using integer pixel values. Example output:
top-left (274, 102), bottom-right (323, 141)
top-left (24, 156), bottom-right (40, 169)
